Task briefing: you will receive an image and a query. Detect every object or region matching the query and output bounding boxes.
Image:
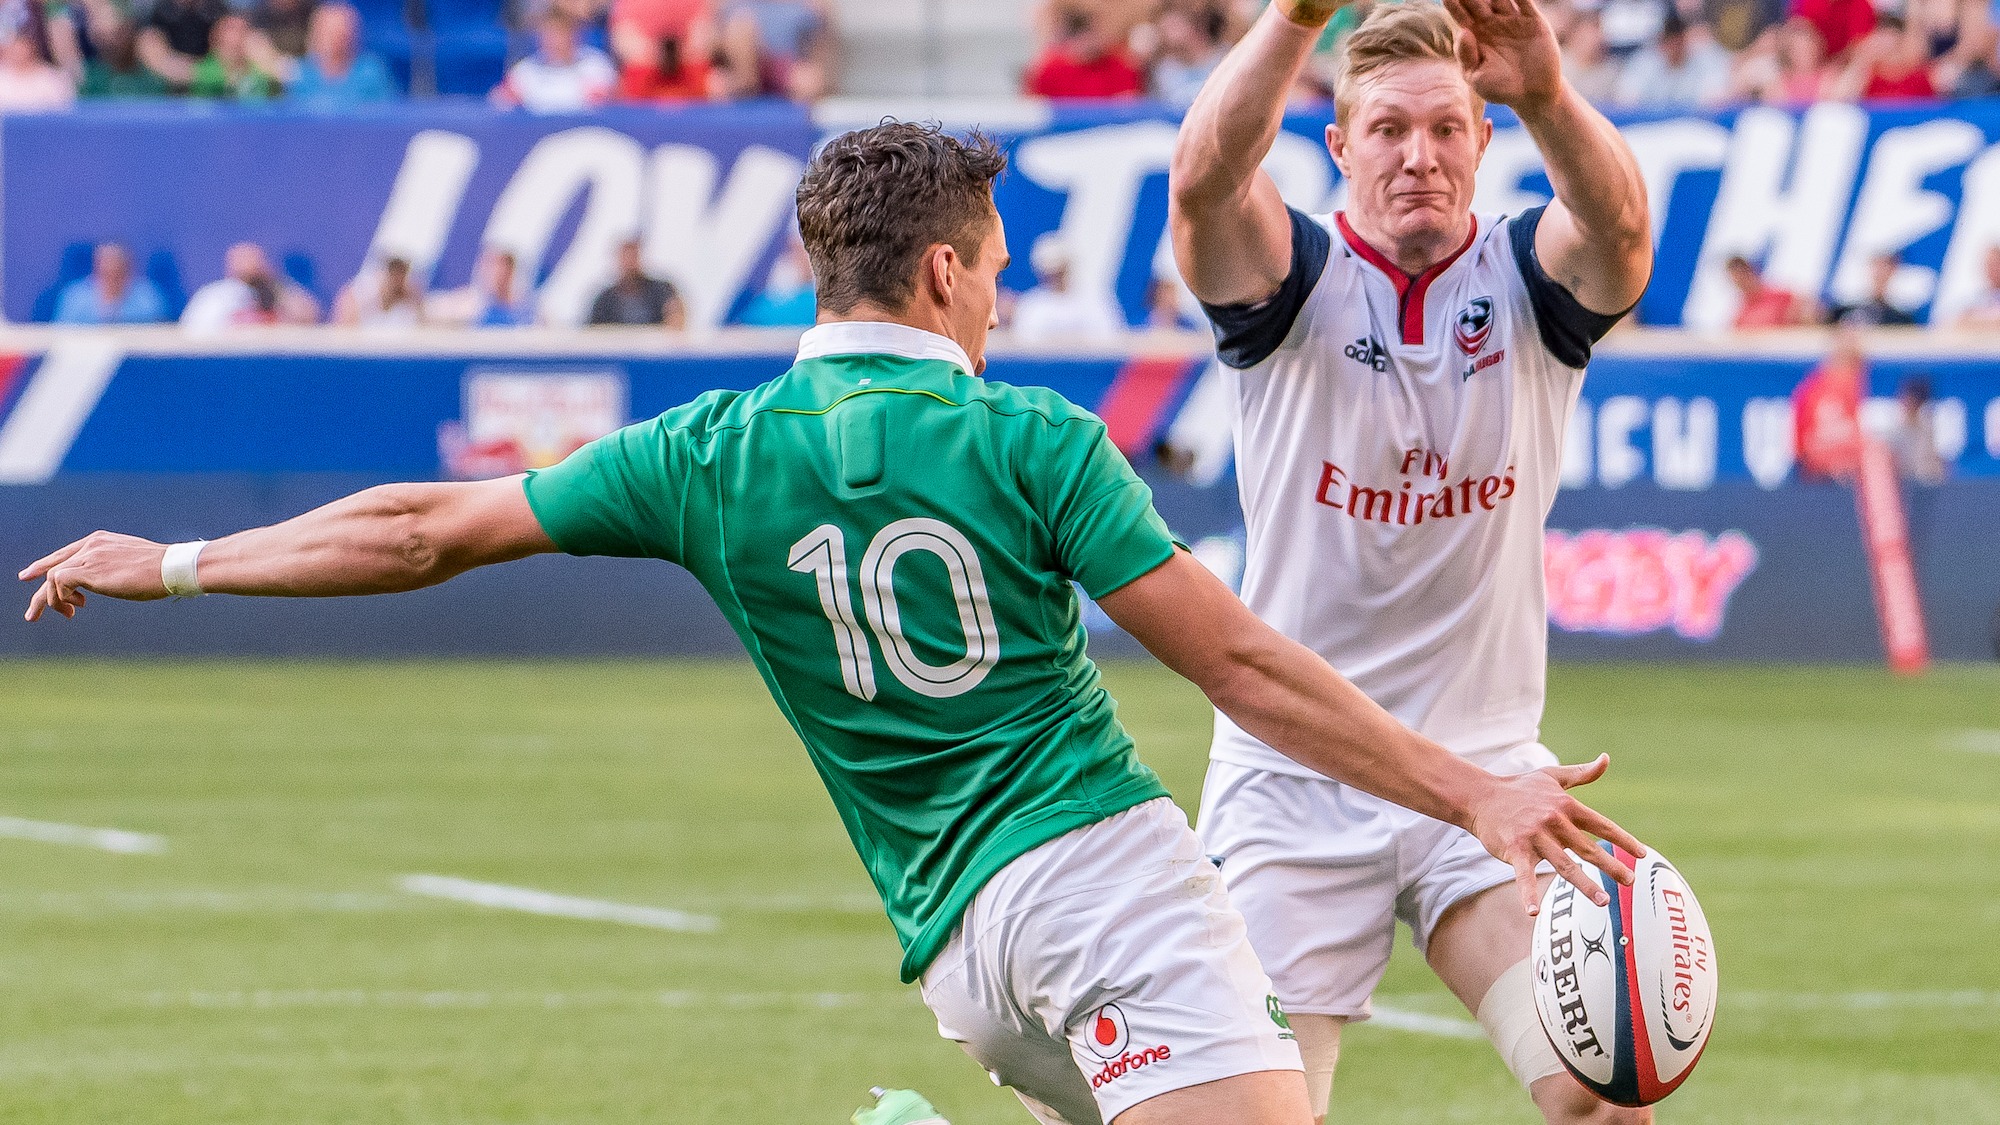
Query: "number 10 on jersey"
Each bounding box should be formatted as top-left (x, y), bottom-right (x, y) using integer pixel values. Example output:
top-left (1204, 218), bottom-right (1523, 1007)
top-left (788, 518), bottom-right (1002, 701)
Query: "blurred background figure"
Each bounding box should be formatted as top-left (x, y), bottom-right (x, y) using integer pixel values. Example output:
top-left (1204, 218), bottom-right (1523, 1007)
top-left (736, 228), bottom-right (815, 327)
top-left (251, 0), bottom-right (317, 61)
top-left (1737, 17), bottom-right (1835, 104)
top-left (1023, 7), bottom-right (1143, 98)
top-left (190, 13), bottom-right (274, 100)
top-left (715, 0), bottom-right (829, 101)
top-left (1791, 0), bottom-right (1878, 66)
top-left (1727, 254), bottom-right (1815, 329)
top-left (1837, 13), bottom-right (1940, 99)
top-left (280, 2), bottom-right (395, 106)
top-left (1829, 251), bottom-right (1919, 327)
top-left (1615, 10), bottom-right (1733, 107)
top-left (1560, 9), bottom-right (1622, 105)
top-left (1887, 374), bottom-right (1948, 486)
top-left (181, 241), bottom-right (320, 332)
top-left (1009, 231), bottom-right (1125, 343)
top-left (1146, 3), bottom-right (1227, 108)
top-left (53, 242), bottom-right (169, 324)
top-left (1949, 243), bottom-right (2000, 329)
top-left (609, 0), bottom-right (716, 102)
top-left (81, 15), bottom-right (171, 98)
top-left (588, 237), bottom-right (685, 328)
top-left (333, 255), bottom-right (425, 327)
top-left (494, 10), bottom-right (617, 110)
top-left (0, 17), bottom-right (74, 110)
top-left (1792, 326), bottom-right (1867, 481)
top-left (137, 0), bottom-right (226, 90)
top-left (1144, 262), bottom-right (1197, 330)
top-left (432, 247), bottom-right (538, 327)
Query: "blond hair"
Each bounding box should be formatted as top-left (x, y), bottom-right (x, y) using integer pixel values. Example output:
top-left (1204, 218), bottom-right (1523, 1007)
top-left (1334, 3), bottom-right (1485, 127)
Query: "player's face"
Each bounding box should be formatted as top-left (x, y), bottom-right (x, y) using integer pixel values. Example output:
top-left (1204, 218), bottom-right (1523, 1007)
top-left (949, 208), bottom-right (1009, 375)
top-left (1329, 60), bottom-right (1489, 260)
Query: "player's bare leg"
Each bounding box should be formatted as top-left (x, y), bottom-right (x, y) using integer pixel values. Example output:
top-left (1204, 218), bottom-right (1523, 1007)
top-left (1286, 1014), bottom-right (1346, 1125)
top-left (1112, 1069), bottom-right (1313, 1125)
top-left (1426, 878), bottom-right (1653, 1125)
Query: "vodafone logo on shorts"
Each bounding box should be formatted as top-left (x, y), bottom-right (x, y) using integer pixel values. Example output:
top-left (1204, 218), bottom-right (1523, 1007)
top-left (1084, 1003), bottom-right (1172, 1089)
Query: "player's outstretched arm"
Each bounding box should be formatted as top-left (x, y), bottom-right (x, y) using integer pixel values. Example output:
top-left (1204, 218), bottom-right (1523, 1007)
top-left (1445, 0), bottom-right (1651, 313)
top-left (1098, 549), bottom-right (1644, 912)
top-left (1167, 2), bottom-right (1337, 306)
top-left (19, 476), bottom-right (554, 622)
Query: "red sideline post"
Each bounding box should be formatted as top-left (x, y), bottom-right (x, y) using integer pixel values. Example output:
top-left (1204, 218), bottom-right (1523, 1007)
top-left (1853, 437), bottom-right (1929, 675)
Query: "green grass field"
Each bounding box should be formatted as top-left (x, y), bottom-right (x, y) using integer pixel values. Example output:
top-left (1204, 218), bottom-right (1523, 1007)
top-left (2, 659), bottom-right (1997, 1124)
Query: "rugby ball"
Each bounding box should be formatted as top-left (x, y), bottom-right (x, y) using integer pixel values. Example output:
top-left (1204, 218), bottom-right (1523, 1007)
top-left (1530, 844), bottom-right (1718, 1107)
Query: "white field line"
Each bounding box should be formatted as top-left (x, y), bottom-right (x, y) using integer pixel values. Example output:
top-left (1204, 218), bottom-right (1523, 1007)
top-left (1945, 729), bottom-right (2000, 755)
top-left (0, 889), bottom-right (405, 913)
top-left (1729, 989), bottom-right (2000, 1011)
top-left (1365, 1004), bottom-right (1485, 1039)
top-left (135, 988), bottom-right (913, 1010)
top-left (398, 874), bottom-right (720, 933)
top-left (0, 815), bottom-right (166, 854)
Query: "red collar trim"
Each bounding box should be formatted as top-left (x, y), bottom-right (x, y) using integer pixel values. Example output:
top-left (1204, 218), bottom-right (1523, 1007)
top-left (1334, 213), bottom-right (1478, 346)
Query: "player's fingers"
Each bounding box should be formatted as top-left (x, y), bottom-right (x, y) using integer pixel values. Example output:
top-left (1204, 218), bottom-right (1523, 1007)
top-left (1511, 850), bottom-right (1541, 915)
top-left (1568, 801), bottom-right (1649, 860)
top-left (1546, 753), bottom-right (1609, 790)
top-left (1555, 816), bottom-right (1637, 886)
top-left (24, 580), bottom-right (49, 622)
top-left (1548, 842), bottom-right (1612, 907)
top-left (19, 539), bottom-right (87, 582)
top-left (1444, 0), bottom-right (1483, 34)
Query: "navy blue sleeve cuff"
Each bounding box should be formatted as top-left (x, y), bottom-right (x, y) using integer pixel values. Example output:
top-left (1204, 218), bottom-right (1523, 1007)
top-left (1199, 207), bottom-right (1333, 370)
top-left (1508, 205), bottom-right (1630, 369)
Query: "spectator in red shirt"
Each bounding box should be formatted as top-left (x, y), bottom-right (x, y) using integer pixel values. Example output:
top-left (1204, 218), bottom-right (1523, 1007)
top-left (1024, 8), bottom-right (1143, 99)
top-left (610, 0), bottom-right (717, 100)
top-left (1841, 14), bottom-right (1940, 98)
top-left (1790, 0), bottom-right (1876, 62)
top-left (1793, 328), bottom-right (1868, 481)
top-left (1727, 254), bottom-right (1814, 329)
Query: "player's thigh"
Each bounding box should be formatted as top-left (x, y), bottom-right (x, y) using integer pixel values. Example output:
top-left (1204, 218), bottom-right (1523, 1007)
top-left (1422, 873), bottom-right (1546, 1012)
top-left (922, 939), bottom-right (1102, 1125)
top-left (1198, 761), bottom-right (1400, 1018)
top-left (1111, 1069), bottom-right (1312, 1125)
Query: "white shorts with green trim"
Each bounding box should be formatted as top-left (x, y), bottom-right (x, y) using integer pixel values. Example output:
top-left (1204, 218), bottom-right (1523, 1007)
top-left (1195, 743), bottom-right (1559, 1021)
top-left (919, 797), bottom-right (1304, 1125)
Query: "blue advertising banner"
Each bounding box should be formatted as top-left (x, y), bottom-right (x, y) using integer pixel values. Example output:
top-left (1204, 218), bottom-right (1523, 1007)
top-left (7, 100), bottom-right (2000, 330)
top-left (0, 333), bottom-right (1994, 662)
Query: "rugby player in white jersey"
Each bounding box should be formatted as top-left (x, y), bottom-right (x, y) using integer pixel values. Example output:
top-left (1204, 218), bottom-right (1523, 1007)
top-left (1169, 1), bottom-right (1653, 1122)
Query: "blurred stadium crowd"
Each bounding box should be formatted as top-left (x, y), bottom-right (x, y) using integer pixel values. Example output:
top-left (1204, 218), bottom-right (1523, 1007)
top-left (0, 0), bottom-right (1993, 112)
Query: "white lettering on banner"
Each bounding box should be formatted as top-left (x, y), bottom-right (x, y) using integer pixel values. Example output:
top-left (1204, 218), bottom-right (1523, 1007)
top-left (1683, 105), bottom-right (1868, 330)
top-left (1562, 399), bottom-right (1594, 489)
top-left (483, 128), bottom-right (647, 327)
top-left (1596, 395), bottom-right (1649, 488)
top-left (1471, 128), bottom-right (1549, 217)
top-left (1742, 398), bottom-right (1796, 490)
top-left (1935, 144), bottom-right (2000, 324)
top-left (1016, 122), bottom-right (1333, 320)
top-left (1545, 528), bottom-right (1759, 640)
top-left (367, 130), bottom-right (480, 276)
top-left (644, 143), bottom-right (804, 329)
top-left (1987, 398), bottom-right (2000, 459)
top-left (1934, 398), bottom-right (1967, 462)
top-left (1652, 397), bottom-right (1718, 490)
top-left (1831, 119), bottom-right (1985, 307)
top-left (1622, 119), bottom-right (1731, 240)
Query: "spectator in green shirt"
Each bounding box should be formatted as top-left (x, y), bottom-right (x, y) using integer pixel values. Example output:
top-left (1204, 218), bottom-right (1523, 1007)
top-left (188, 13), bottom-right (273, 98)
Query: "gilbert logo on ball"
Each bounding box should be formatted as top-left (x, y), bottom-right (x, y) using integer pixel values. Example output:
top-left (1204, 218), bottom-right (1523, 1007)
top-left (1086, 1003), bottom-right (1130, 1060)
top-left (1531, 844), bottom-right (1719, 1107)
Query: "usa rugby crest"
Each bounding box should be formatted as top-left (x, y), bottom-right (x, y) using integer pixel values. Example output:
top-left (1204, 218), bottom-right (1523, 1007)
top-left (1453, 297), bottom-right (1494, 355)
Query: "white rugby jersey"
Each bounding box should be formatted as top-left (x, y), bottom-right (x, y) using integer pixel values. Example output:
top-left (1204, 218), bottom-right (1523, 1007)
top-left (1204, 206), bottom-right (1624, 775)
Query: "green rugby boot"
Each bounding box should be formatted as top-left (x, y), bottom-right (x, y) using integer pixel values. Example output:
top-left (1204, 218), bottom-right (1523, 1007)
top-left (851, 1087), bottom-right (949, 1125)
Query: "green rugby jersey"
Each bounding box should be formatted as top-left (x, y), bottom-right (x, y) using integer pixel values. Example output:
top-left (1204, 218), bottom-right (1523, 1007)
top-left (522, 321), bottom-right (1178, 982)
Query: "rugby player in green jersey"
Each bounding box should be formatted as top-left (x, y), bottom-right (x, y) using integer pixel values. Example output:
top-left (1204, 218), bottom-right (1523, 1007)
top-left (22, 122), bottom-right (1643, 1125)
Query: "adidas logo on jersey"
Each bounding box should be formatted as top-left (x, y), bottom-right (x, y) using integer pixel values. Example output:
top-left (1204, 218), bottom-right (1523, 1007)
top-left (1343, 336), bottom-right (1388, 372)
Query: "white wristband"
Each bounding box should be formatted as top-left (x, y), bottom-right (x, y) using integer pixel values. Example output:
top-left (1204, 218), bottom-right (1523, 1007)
top-left (161, 540), bottom-right (207, 598)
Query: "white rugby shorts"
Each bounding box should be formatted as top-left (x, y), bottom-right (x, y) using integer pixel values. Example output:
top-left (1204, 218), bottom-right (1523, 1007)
top-left (920, 797), bottom-right (1304, 1125)
top-left (1195, 743), bottom-right (1560, 1020)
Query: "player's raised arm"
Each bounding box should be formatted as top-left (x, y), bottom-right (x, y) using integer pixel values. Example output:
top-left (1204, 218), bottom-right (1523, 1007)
top-left (1447, 0), bottom-right (1651, 313)
top-left (1167, 1), bottom-right (1341, 306)
top-left (19, 476), bottom-right (554, 621)
top-left (1097, 549), bottom-right (1645, 913)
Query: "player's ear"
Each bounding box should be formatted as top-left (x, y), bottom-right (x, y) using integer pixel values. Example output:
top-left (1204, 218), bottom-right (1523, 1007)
top-left (1326, 123), bottom-right (1351, 178)
top-left (1478, 116), bottom-right (1493, 156)
top-left (926, 244), bottom-right (956, 305)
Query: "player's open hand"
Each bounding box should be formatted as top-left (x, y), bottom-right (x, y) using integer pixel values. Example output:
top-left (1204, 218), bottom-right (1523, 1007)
top-left (1444, 0), bottom-right (1565, 113)
top-left (19, 532), bottom-right (171, 621)
top-left (1467, 754), bottom-right (1648, 915)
